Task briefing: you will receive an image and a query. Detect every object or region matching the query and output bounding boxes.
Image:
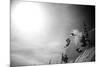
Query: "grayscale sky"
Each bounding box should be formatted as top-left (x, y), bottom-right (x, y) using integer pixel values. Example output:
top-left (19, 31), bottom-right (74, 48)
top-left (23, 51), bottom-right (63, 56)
top-left (11, 1), bottom-right (95, 65)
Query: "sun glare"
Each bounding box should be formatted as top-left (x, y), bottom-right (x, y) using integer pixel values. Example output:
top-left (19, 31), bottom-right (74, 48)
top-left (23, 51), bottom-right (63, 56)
top-left (11, 2), bottom-right (45, 35)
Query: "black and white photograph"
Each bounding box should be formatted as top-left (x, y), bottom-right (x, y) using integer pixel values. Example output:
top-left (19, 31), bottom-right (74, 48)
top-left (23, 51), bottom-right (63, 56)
top-left (10, 0), bottom-right (95, 66)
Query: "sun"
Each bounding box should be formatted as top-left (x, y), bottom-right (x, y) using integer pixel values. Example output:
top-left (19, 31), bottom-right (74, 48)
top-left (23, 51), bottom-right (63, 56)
top-left (11, 2), bottom-right (45, 35)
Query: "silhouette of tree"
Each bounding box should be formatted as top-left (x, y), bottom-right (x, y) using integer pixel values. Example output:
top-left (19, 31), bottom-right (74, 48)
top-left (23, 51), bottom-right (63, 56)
top-left (64, 38), bottom-right (71, 48)
top-left (76, 22), bottom-right (90, 53)
top-left (81, 23), bottom-right (89, 47)
top-left (49, 59), bottom-right (51, 64)
top-left (61, 53), bottom-right (68, 63)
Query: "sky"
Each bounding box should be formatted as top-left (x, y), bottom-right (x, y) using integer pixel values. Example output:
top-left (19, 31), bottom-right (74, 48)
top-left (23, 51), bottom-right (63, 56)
top-left (11, 1), bottom-right (95, 66)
